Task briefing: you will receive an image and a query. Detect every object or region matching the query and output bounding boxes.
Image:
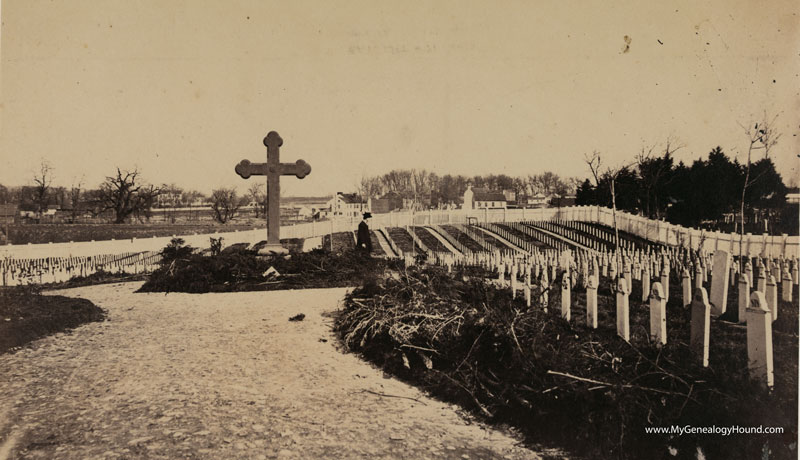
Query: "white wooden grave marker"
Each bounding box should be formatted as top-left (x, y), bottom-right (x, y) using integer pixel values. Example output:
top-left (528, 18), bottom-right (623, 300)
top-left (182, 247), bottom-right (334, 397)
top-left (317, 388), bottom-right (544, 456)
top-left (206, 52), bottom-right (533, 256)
top-left (746, 291), bottom-right (774, 388)
top-left (689, 287), bottom-right (710, 367)
top-left (737, 274), bottom-right (750, 324)
top-left (681, 269), bottom-right (691, 308)
top-left (649, 282), bottom-right (667, 346)
top-left (586, 274), bottom-right (598, 329)
top-left (766, 275), bottom-right (778, 322)
top-left (709, 250), bottom-right (730, 316)
top-left (561, 274), bottom-right (571, 321)
top-left (616, 278), bottom-right (630, 342)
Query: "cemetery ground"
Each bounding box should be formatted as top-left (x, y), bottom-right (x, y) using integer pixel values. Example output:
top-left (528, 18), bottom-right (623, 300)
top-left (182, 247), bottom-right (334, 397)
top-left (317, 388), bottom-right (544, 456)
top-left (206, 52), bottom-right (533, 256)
top-left (0, 283), bottom-right (542, 460)
top-left (75, 243), bottom-right (800, 458)
top-left (2, 242), bottom-right (798, 459)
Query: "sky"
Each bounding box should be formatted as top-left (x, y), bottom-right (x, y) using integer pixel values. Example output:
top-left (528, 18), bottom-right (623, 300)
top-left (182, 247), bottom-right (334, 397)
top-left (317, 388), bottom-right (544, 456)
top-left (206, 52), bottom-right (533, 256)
top-left (1, 0), bottom-right (798, 197)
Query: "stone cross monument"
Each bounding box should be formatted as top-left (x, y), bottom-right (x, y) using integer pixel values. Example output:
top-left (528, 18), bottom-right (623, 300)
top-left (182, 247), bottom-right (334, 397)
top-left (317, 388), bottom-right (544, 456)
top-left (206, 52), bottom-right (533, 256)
top-left (235, 131), bottom-right (311, 254)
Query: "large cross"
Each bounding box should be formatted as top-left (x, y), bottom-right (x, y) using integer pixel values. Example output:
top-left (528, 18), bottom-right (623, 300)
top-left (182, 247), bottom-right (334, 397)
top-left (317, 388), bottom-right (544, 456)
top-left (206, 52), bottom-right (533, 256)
top-left (235, 131), bottom-right (311, 254)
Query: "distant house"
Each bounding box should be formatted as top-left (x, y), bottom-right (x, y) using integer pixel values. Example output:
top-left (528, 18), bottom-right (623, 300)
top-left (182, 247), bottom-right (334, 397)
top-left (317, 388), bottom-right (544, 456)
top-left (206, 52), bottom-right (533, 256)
top-left (502, 190), bottom-right (517, 206)
top-left (462, 186), bottom-right (508, 210)
top-left (156, 191), bottom-right (182, 208)
top-left (327, 192), bottom-right (368, 218)
top-left (523, 193), bottom-right (548, 208)
top-left (369, 192), bottom-right (403, 214)
top-left (296, 206), bottom-right (313, 219)
top-left (43, 204), bottom-right (60, 216)
top-left (315, 207), bottom-right (332, 219)
top-left (0, 204), bottom-right (17, 224)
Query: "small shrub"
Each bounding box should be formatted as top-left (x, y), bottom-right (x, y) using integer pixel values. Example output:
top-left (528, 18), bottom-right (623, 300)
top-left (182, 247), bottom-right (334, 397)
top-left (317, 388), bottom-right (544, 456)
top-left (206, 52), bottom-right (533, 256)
top-left (209, 237), bottom-right (223, 256)
top-left (159, 238), bottom-right (195, 265)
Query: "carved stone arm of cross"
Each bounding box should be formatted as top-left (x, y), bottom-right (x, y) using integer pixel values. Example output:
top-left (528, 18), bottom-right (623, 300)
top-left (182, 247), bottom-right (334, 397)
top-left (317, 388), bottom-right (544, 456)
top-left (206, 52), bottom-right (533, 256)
top-left (235, 159), bottom-right (311, 179)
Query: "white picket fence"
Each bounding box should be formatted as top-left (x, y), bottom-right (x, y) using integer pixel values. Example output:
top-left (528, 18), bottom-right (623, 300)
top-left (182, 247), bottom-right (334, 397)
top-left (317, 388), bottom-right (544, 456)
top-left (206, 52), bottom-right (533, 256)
top-left (3, 206), bottom-right (796, 260)
top-left (1, 206), bottom-right (797, 286)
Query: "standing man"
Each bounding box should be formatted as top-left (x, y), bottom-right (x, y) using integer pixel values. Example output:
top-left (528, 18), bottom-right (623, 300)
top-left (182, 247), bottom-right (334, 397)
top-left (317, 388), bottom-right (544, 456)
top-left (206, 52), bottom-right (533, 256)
top-left (356, 212), bottom-right (372, 254)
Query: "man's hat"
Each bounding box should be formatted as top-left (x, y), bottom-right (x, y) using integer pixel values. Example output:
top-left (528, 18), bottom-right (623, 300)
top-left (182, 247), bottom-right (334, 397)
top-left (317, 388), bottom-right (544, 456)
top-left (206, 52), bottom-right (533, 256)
top-left (363, 212), bottom-right (372, 219)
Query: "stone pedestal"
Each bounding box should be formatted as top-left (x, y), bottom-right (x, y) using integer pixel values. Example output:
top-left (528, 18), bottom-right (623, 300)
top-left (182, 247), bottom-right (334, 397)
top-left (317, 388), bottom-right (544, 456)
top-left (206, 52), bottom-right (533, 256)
top-left (258, 244), bottom-right (288, 255)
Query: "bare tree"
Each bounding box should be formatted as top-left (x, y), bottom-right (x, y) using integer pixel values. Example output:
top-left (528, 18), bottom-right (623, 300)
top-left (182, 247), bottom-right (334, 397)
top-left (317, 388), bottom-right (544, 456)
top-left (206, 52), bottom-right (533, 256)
top-left (410, 169), bottom-right (430, 210)
top-left (636, 136), bottom-right (683, 219)
top-left (357, 176), bottom-right (383, 201)
top-left (159, 183), bottom-right (183, 223)
top-left (584, 151), bottom-right (635, 253)
top-left (134, 184), bottom-right (160, 222)
top-left (210, 187), bottom-right (244, 224)
top-left (32, 160), bottom-right (53, 215)
top-left (737, 113), bottom-right (781, 267)
top-left (97, 168), bottom-right (160, 224)
top-left (247, 183), bottom-right (266, 219)
top-left (69, 176), bottom-right (84, 223)
top-left (585, 151), bottom-right (603, 187)
top-left (566, 177), bottom-right (583, 195)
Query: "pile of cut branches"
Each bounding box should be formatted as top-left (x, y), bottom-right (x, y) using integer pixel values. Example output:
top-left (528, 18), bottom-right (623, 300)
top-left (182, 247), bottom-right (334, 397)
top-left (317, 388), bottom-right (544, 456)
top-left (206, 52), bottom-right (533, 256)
top-left (138, 239), bottom-right (400, 293)
top-left (334, 265), bottom-right (798, 459)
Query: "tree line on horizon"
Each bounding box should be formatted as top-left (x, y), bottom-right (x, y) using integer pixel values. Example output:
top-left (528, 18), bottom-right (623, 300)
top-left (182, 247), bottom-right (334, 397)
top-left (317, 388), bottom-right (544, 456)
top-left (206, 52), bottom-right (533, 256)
top-left (0, 163), bottom-right (258, 224)
top-left (575, 146), bottom-right (792, 233)
top-left (357, 170), bottom-right (581, 209)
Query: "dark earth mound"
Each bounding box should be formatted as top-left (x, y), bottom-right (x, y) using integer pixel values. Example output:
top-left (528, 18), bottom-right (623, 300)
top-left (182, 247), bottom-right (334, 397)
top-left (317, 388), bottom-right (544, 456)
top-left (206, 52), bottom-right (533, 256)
top-left (0, 287), bottom-right (106, 354)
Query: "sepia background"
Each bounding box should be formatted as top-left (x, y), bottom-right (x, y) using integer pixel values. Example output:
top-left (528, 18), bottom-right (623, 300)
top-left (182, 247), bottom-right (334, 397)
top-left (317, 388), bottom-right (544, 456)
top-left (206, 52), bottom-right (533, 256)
top-left (1, 0), bottom-right (798, 196)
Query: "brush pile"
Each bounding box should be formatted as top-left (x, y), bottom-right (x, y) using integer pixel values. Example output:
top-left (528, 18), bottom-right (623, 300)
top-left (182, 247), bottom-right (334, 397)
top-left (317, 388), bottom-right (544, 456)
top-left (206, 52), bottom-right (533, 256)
top-left (138, 239), bottom-right (399, 293)
top-left (334, 265), bottom-right (798, 459)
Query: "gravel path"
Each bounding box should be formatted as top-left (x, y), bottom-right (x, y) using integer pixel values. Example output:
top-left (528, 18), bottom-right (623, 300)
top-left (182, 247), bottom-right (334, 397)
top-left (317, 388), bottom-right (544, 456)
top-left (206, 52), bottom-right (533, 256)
top-left (0, 283), bottom-right (558, 459)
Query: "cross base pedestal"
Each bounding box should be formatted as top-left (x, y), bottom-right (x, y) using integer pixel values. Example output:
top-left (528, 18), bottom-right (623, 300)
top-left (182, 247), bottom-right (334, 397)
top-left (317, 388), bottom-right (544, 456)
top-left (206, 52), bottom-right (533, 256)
top-left (258, 243), bottom-right (289, 255)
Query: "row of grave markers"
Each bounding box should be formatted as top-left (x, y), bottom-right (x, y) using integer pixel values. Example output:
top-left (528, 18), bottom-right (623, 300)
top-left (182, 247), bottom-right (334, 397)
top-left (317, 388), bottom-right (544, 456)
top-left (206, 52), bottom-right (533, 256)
top-left (403, 246), bottom-right (796, 389)
top-left (1, 251), bottom-right (163, 286)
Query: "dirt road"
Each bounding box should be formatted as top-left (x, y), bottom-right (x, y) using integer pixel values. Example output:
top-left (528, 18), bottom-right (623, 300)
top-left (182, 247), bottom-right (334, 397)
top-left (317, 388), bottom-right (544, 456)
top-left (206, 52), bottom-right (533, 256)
top-left (0, 283), bottom-right (556, 459)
